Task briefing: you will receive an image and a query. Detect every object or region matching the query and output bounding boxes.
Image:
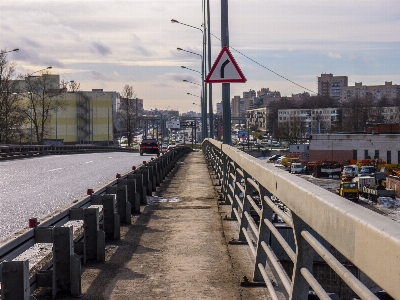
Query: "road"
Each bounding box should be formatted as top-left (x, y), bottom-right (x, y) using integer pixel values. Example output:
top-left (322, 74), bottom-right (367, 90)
top-left (0, 152), bottom-right (156, 241)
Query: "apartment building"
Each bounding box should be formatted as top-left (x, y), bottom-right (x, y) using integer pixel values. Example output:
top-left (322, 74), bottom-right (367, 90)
top-left (341, 81), bottom-right (400, 102)
top-left (318, 73), bottom-right (348, 101)
top-left (277, 107), bottom-right (341, 136)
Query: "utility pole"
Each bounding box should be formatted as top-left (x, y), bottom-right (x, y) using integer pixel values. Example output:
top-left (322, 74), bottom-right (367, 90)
top-left (221, 0), bottom-right (231, 144)
top-left (207, 0), bottom-right (213, 138)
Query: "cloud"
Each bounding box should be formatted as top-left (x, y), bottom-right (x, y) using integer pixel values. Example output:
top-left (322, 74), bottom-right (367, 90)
top-left (91, 41), bottom-right (112, 56)
top-left (133, 44), bottom-right (152, 57)
top-left (14, 49), bottom-right (64, 69)
top-left (328, 52), bottom-right (341, 59)
top-left (91, 70), bottom-right (110, 81)
top-left (21, 37), bottom-right (41, 48)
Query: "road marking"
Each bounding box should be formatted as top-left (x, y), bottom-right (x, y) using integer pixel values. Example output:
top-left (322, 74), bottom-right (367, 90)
top-left (85, 161), bottom-right (93, 164)
top-left (49, 168), bottom-right (62, 172)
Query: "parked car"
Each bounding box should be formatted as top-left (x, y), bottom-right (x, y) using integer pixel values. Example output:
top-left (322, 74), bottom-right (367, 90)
top-left (268, 155), bottom-right (282, 162)
top-left (270, 141), bottom-right (280, 147)
top-left (252, 142), bottom-right (266, 149)
top-left (139, 139), bottom-right (159, 156)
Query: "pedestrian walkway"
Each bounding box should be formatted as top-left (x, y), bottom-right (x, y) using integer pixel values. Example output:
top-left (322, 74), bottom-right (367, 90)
top-left (62, 151), bottom-right (268, 299)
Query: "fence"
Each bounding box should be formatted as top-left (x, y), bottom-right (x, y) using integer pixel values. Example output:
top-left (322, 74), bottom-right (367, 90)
top-left (203, 138), bottom-right (400, 299)
top-left (0, 146), bottom-right (190, 299)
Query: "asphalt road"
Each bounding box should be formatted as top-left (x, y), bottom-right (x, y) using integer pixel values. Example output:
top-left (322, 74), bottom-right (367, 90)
top-left (0, 152), bottom-right (155, 241)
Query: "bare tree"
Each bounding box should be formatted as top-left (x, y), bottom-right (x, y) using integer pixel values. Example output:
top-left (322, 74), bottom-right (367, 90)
top-left (119, 84), bottom-right (139, 146)
top-left (24, 71), bottom-right (64, 144)
top-left (0, 52), bottom-right (27, 144)
top-left (60, 79), bottom-right (81, 92)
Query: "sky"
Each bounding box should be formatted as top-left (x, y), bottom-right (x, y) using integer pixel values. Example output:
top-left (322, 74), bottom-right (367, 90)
top-left (1, 0), bottom-right (400, 113)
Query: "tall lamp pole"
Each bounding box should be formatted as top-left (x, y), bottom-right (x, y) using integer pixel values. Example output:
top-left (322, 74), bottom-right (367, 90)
top-left (172, 19), bottom-right (207, 139)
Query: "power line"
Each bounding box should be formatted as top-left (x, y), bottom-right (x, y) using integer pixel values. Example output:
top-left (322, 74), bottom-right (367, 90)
top-left (210, 33), bottom-right (317, 95)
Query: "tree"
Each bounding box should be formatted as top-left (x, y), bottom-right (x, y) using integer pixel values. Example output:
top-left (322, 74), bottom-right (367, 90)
top-left (0, 52), bottom-right (27, 144)
top-left (119, 84), bottom-right (140, 146)
top-left (60, 79), bottom-right (81, 92)
top-left (24, 71), bottom-right (64, 144)
top-left (341, 96), bottom-right (371, 132)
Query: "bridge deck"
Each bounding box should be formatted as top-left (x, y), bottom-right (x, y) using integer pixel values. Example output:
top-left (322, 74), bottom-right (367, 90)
top-left (60, 151), bottom-right (269, 299)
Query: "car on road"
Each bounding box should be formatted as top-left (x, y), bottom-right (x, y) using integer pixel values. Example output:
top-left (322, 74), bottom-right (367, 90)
top-left (166, 144), bottom-right (177, 152)
top-left (140, 139), bottom-right (159, 156)
top-left (161, 144), bottom-right (168, 152)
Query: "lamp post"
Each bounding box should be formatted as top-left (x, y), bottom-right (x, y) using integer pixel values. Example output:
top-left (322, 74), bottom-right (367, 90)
top-left (183, 79), bottom-right (201, 86)
top-left (26, 66), bottom-right (52, 145)
top-left (172, 19), bottom-right (207, 139)
top-left (178, 48), bottom-right (206, 139)
top-left (0, 48), bottom-right (19, 55)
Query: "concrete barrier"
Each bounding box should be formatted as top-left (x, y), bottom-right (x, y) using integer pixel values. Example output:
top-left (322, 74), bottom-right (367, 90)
top-left (0, 145), bottom-right (192, 299)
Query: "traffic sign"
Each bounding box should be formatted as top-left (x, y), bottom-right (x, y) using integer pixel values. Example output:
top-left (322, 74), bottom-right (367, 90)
top-left (205, 46), bottom-right (246, 83)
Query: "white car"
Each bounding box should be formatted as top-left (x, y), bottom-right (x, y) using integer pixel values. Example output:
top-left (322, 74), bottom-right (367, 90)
top-left (161, 144), bottom-right (168, 152)
top-left (270, 141), bottom-right (280, 147)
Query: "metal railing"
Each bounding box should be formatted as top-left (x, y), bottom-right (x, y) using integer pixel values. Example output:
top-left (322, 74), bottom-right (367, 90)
top-left (203, 139), bottom-right (400, 299)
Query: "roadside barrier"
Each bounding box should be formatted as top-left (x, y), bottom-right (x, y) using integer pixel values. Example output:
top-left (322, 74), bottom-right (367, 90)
top-left (0, 146), bottom-right (191, 299)
top-left (0, 144), bottom-right (136, 160)
top-left (203, 139), bottom-right (400, 299)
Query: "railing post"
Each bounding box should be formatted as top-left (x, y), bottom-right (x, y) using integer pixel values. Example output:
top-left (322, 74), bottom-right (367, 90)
top-left (253, 189), bottom-right (274, 282)
top-left (230, 163), bottom-right (242, 220)
top-left (91, 194), bottom-right (120, 240)
top-left (290, 213), bottom-right (314, 299)
top-left (1, 261), bottom-right (30, 300)
top-left (127, 174), bottom-right (147, 205)
top-left (238, 171), bottom-right (251, 242)
top-left (106, 185), bottom-right (131, 224)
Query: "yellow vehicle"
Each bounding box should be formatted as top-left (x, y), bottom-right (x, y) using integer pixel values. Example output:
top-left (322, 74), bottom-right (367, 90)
top-left (337, 181), bottom-right (359, 202)
top-left (281, 157), bottom-right (299, 168)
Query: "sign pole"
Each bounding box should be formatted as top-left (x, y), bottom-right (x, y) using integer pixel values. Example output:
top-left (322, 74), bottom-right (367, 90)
top-left (221, 0), bottom-right (231, 144)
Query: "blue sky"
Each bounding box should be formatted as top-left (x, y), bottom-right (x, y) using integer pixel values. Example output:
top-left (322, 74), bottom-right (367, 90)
top-left (1, 0), bottom-right (399, 112)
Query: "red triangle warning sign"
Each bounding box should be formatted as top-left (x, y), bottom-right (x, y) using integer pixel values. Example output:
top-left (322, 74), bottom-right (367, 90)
top-left (205, 46), bottom-right (246, 83)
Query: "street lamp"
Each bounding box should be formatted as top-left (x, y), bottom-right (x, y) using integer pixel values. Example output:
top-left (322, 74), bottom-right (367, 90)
top-left (172, 19), bottom-right (207, 139)
top-left (26, 66), bottom-right (52, 145)
top-left (0, 48), bottom-right (19, 55)
top-left (178, 47), bottom-right (206, 138)
top-left (183, 79), bottom-right (201, 86)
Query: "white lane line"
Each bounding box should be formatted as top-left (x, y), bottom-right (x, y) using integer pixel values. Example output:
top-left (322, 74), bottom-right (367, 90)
top-left (85, 161), bottom-right (93, 164)
top-left (49, 168), bottom-right (63, 172)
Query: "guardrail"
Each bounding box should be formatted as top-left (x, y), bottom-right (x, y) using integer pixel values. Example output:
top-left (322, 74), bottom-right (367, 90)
top-left (203, 139), bottom-right (400, 299)
top-left (0, 144), bottom-right (137, 160)
top-left (0, 146), bottom-right (190, 299)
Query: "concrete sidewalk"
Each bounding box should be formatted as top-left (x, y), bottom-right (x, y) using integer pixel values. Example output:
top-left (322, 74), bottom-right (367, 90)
top-left (62, 151), bottom-right (268, 299)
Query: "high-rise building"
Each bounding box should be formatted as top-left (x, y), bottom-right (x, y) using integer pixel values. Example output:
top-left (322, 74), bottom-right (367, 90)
top-left (318, 73), bottom-right (348, 101)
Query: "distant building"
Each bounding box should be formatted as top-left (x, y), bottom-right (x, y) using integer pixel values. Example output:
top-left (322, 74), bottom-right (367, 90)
top-left (341, 81), bottom-right (400, 102)
top-left (231, 96), bottom-right (245, 124)
top-left (216, 102), bottom-right (222, 115)
top-left (310, 124), bottom-right (400, 163)
top-left (278, 107), bottom-right (341, 136)
top-left (318, 73), bottom-right (348, 101)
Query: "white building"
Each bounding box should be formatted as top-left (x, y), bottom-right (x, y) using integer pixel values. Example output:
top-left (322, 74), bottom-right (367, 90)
top-left (310, 127), bottom-right (400, 163)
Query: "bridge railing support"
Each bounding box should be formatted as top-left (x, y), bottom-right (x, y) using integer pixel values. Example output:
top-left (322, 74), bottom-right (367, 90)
top-left (203, 139), bottom-right (397, 299)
